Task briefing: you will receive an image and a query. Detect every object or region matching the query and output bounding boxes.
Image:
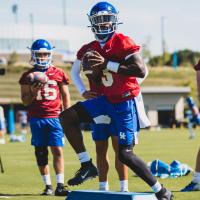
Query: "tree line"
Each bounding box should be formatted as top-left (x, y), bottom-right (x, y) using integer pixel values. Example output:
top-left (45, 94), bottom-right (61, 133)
top-left (144, 49), bottom-right (200, 67)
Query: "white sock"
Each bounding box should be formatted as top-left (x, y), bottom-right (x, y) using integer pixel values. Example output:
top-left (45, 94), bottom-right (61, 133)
top-left (99, 181), bottom-right (109, 191)
top-left (120, 180), bottom-right (129, 192)
top-left (151, 181), bottom-right (162, 193)
top-left (56, 173), bottom-right (64, 184)
top-left (78, 152), bottom-right (90, 163)
top-left (42, 174), bottom-right (51, 185)
top-left (193, 172), bottom-right (200, 183)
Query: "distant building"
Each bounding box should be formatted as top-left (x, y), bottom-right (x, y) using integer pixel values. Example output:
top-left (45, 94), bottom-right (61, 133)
top-left (0, 24), bottom-right (93, 63)
top-left (142, 86), bottom-right (191, 128)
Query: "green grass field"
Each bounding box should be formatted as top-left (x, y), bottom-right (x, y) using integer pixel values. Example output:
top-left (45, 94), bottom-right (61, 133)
top-left (0, 128), bottom-right (200, 200)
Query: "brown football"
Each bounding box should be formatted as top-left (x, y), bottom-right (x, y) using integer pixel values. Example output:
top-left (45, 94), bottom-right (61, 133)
top-left (26, 71), bottom-right (48, 84)
top-left (82, 51), bottom-right (103, 85)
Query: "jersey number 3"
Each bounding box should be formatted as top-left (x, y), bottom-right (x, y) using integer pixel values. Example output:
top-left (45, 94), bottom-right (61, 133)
top-left (102, 71), bottom-right (113, 87)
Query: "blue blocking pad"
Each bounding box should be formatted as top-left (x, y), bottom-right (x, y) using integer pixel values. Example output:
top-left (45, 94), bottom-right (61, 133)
top-left (66, 190), bottom-right (157, 200)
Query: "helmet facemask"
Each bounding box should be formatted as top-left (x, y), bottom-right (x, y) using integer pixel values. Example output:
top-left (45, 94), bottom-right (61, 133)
top-left (31, 50), bottom-right (52, 69)
top-left (88, 12), bottom-right (118, 43)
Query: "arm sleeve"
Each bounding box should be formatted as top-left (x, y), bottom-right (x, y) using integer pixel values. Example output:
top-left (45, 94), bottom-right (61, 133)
top-left (71, 59), bottom-right (86, 95)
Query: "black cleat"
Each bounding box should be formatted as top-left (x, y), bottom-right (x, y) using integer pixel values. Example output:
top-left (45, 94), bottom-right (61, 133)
top-left (41, 185), bottom-right (53, 195)
top-left (55, 183), bottom-right (69, 196)
top-left (68, 160), bottom-right (98, 186)
top-left (155, 187), bottom-right (173, 200)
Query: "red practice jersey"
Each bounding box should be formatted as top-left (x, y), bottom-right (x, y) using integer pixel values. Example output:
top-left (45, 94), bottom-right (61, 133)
top-left (19, 66), bottom-right (70, 118)
top-left (77, 33), bottom-right (141, 103)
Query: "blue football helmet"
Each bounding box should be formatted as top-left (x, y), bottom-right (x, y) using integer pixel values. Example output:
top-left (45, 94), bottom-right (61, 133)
top-left (30, 39), bottom-right (53, 69)
top-left (88, 2), bottom-right (120, 43)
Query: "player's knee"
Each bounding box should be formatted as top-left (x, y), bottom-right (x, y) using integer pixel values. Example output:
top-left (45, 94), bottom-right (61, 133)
top-left (35, 147), bottom-right (48, 166)
top-left (51, 147), bottom-right (63, 158)
top-left (118, 144), bottom-right (134, 164)
top-left (96, 150), bottom-right (107, 162)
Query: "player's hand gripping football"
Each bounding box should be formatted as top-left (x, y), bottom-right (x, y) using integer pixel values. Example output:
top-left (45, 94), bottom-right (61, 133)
top-left (82, 51), bottom-right (108, 71)
top-left (30, 82), bottom-right (43, 97)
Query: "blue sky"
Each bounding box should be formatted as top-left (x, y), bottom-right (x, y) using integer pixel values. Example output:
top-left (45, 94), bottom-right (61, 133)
top-left (0, 0), bottom-right (200, 55)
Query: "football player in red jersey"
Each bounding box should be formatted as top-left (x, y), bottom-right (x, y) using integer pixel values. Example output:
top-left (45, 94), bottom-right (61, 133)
top-left (60, 2), bottom-right (172, 199)
top-left (72, 53), bottom-right (150, 192)
top-left (19, 39), bottom-right (70, 196)
top-left (72, 52), bottom-right (132, 192)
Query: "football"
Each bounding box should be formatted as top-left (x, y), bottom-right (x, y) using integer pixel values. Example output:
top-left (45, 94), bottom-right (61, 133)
top-left (82, 51), bottom-right (103, 85)
top-left (26, 71), bottom-right (48, 84)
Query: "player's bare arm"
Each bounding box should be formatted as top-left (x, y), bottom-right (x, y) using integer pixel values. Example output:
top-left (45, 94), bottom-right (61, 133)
top-left (85, 51), bottom-right (146, 78)
top-left (194, 59), bottom-right (200, 99)
top-left (117, 53), bottom-right (146, 77)
top-left (59, 83), bottom-right (71, 109)
top-left (21, 82), bottom-right (42, 106)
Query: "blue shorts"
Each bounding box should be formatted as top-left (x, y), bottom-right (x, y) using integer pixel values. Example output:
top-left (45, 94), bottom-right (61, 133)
top-left (30, 118), bottom-right (65, 147)
top-left (80, 96), bottom-right (139, 145)
top-left (91, 123), bottom-right (117, 141)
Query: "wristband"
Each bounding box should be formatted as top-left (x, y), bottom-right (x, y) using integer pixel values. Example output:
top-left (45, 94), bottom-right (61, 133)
top-left (106, 61), bottom-right (120, 73)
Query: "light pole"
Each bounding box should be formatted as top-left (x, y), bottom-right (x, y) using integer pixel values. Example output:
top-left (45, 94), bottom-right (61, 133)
top-left (62, 0), bottom-right (67, 25)
top-left (12, 4), bottom-right (18, 24)
top-left (30, 13), bottom-right (34, 42)
top-left (161, 16), bottom-right (166, 66)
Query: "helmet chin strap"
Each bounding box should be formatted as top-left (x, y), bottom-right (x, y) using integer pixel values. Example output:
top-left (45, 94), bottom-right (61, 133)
top-left (95, 32), bottom-right (115, 44)
top-left (34, 64), bottom-right (49, 71)
top-left (32, 52), bottom-right (52, 70)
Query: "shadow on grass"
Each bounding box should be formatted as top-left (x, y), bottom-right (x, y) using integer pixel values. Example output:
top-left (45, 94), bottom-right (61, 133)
top-left (0, 193), bottom-right (40, 197)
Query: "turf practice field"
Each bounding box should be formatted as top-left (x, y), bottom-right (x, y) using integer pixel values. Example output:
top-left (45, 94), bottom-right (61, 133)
top-left (0, 128), bottom-right (199, 200)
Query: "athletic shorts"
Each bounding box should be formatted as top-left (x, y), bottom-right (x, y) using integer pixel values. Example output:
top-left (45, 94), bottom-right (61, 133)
top-left (91, 122), bottom-right (117, 141)
top-left (30, 118), bottom-right (65, 147)
top-left (80, 96), bottom-right (140, 145)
